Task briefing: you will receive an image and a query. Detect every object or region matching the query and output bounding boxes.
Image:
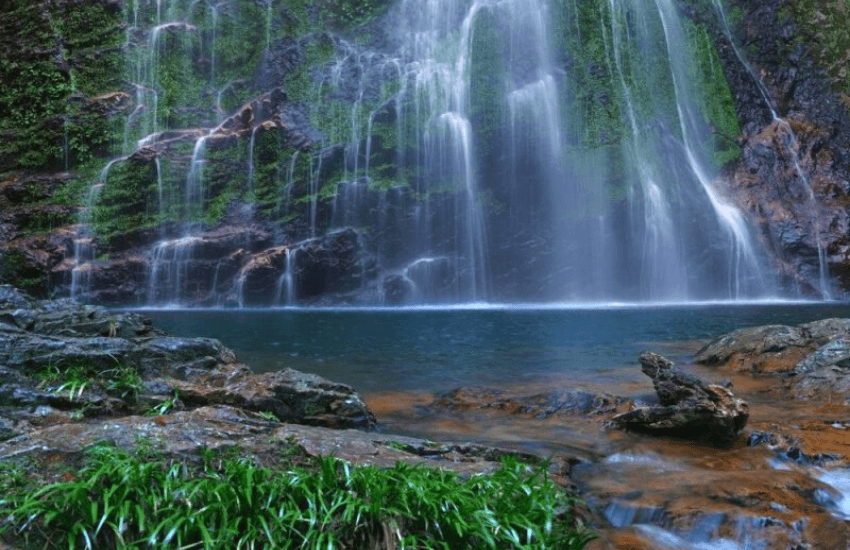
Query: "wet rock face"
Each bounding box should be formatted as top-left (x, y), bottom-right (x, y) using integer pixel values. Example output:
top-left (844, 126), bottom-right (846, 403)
top-left (715, 0), bottom-right (850, 295)
top-left (694, 318), bottom-right (850, 373)
top-left (729, 117), bottom-right (850, 294)
top-left (52, 224), bottom-right (379, 307)
top-left (0, 288), bottom-right (376, 440)
top-left (692, 317), bottom-right (850, 401)
top-left (612, 352), bottom-right (749, 447)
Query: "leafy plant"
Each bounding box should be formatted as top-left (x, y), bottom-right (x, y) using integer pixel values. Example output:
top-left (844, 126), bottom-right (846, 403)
top-left (257, 410), bottom-right (280, 422)
top-left (1, 444), bottom-right (596, 550)
top-left (36, 360), bottom-right (143, 404)
top-left (146, 389), bottom-right (180, 417)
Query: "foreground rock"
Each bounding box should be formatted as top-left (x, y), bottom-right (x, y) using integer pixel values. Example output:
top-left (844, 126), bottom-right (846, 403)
top-left (0, 405), bottom-right (531, 478)
top-left (0, 285), bottom-right (375, 441)
top-left (612, 352), bottom-right (749, 446)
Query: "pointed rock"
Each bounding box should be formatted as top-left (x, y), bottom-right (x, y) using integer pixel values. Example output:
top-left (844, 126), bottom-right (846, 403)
top-left (613, 352), bottom-right (749, 447)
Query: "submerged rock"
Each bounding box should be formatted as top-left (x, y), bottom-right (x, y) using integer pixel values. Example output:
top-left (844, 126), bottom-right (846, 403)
top-left (612, 352), bottom-right (749, 446)
top-left (434, 386), bottom-right (621, 419)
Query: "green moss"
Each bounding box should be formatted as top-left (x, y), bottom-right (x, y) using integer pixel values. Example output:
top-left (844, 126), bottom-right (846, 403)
top-left (321, 0), bottom-right (394, 31)
top-left (0, 2), bottom-right (123, 173)
top-left (785, 0), bottom-right (850, 99)
top-left (90, 157), bottom-right (160, 247)
top-left (682, 18), bottom-right (742, 167)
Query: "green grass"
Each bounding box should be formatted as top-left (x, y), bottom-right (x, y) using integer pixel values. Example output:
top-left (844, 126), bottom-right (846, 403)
top-left (36, 360), bottom-right (143, 404)
top-left (0, 444), bottom-right (595, 550)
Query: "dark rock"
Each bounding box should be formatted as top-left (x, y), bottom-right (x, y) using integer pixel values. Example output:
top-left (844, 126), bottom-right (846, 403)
top-left (0, 285), bottom-right (34, 309)
top-left (0, 405), bottom-right (524, 478)
top-left (405, 256), bottom-right (454, 301)
top-left (232, 246), bottom-right (289, 306)
top-left (433, 385), bottom-right (621, 419)
top-left (612, 352), bottom-right (749, 446)
top-left (0, 288), bottom-right (376, 431)
top-left (172, 367), bottom-right (376, 429)
top-left (382, 274), bottom-right (414, 304)
top-left (640, 352), bottom-right (711, 405)
top-left (792, 336), bottom-right (850, 398)
top-left (294, 229), bottom-right (375, 301)
top-left (795, 337), bottom-right (850, 375)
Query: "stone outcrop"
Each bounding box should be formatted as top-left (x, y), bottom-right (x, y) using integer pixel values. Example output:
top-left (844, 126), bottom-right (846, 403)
top-left (0, 286), bottom-right (376, 442)
top-left (694, 318), bottom-right (850, 373)
top-left (612, 352), bottom-right (749, 446)
top-left (0, 405), bottom-right (539, 480)
top-left (49, 224), bottom-right (379, 307)
top-left (692, 317), bottom-right (850, 401)
top-left (712, 0), bottom-right (850, 295)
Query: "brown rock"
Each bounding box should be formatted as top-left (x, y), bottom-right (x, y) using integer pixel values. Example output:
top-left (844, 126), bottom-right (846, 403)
top-left (694, 319), bottom-right (850, 374)
top-left (612, 352), bottom-right (748, 446)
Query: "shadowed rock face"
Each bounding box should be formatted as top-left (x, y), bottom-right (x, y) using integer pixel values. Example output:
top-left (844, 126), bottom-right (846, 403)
top-left (612, 352), bottom-right (749, 447)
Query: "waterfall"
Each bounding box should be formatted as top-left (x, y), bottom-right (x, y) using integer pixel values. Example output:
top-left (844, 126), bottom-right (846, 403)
top-left (335, 0), bottom-right (776, 301)
top-left (74, 0), bottom-right (785, 305)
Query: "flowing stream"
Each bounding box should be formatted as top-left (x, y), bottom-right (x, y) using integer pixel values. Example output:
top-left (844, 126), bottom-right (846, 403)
top-left (141, 303), bottom-right (850, 548)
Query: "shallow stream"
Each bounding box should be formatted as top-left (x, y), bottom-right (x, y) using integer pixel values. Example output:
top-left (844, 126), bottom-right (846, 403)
top-left (140, 302), bottom-right (850, 548)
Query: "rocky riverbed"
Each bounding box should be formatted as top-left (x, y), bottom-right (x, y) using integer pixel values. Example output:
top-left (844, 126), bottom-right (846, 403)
top-left (5, 284), bottom-right (850, 548)
top-left (368, 317), bottom-right (850, 549)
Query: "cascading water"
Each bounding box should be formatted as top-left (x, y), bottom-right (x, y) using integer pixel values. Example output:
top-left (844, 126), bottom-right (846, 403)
top-left (73, 0), bottom-right (785, 306)
top-left (334, 0), bottom-right (775, 302)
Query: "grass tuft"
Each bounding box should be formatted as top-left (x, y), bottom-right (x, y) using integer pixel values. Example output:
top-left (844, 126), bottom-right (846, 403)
top-left (0, 444), bottom-right (595, 549)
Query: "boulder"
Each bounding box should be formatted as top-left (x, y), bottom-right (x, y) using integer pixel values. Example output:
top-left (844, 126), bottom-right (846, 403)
top-left (382, 274), bottom-right (414, 304)
top-left (294, 228), bottom-right (375, 300)
top-left (612, 352), bottom-right (749, 446)
top-left (792, 336), bottom-right (850, 399)
top-left (0, 287), bottom-right (376, 432)
top-left (693, 318), bottom-right (850, 374)
top-left (171, 367), bottom-right (376, 429)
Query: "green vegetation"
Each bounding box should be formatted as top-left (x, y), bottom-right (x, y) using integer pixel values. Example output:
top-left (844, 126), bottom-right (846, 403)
top-left (469, 7), bottom-right (506, 162)
top-left (90, 156), bottom-right (161, 247)
top-left (0, 443), bottom-right (595, 550)
top-left (682, 17), bottom-right (742, 168)
top-left (552, 0), bottom-right (740, 168)
top-left (0, 2), bottom-right (123, 173)
top-left (36, 359), bottom-right (143, 405)
top-left (784, 0), bottom-right (850, 102)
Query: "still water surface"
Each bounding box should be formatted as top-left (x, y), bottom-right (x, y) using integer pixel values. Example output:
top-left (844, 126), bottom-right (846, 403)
top-left (139, 302), bottom-right (850, 395)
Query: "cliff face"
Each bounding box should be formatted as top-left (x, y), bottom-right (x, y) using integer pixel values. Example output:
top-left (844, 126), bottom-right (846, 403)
top-left (2, 0), bottom-right (850, 304)
top-left (0, 0), bottom-right (125, 296)
top-left (712, 0), bottom-right (850, 295)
